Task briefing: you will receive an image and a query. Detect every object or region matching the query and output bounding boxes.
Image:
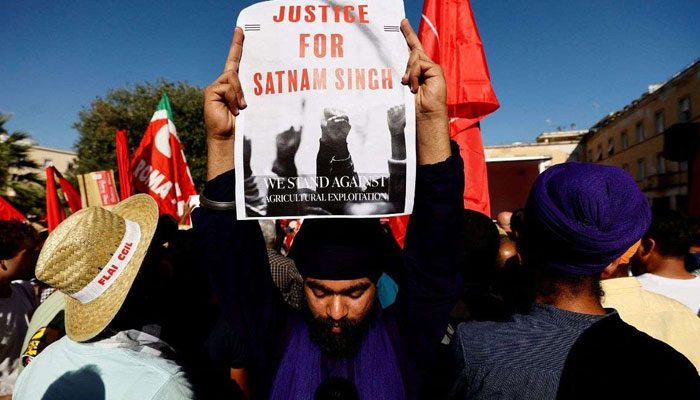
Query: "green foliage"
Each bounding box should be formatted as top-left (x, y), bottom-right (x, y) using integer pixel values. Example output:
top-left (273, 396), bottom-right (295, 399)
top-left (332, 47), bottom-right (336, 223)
top-left (72, 79), bottom-right (206, 190)
top-left (0, 113), bottom-right (46, 216)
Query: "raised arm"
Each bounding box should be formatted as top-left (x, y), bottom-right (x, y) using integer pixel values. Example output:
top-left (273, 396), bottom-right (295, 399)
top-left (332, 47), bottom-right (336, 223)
top-left (194, 27), bottom-right (288, 378)
top-left (387, 104), bottom-right (408, 210)
top-left (394, 19), bottom-right (464, 368)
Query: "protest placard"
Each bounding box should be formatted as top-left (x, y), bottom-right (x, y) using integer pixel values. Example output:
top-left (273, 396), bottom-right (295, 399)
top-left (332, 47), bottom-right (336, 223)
top-left (77, 170), bottom-right (119, 210)
top-left (235, 0), bottom-right (415, 219)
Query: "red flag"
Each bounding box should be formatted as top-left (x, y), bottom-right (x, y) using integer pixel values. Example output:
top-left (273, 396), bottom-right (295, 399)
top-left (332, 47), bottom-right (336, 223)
top-left (55, 170), bottom-right (81, 213)
top-left (46, 166), bottom-right (66, 232)
top-left (388, 0), bottom-right (499, 244)
top-left (45, 166), bottom-right (82, 231)
top-left (131, 94), bottom-right (198, 219)
top-left (0, 196), bottom-right (26, 222)
top-left (387, 215), bottom-right (409, 248)
top-left (419, 0), bottom-right (499, 214)
top-left (116, 129), bottom-right (133, 200)
top-left (452, 123), bottom-right (491, 215)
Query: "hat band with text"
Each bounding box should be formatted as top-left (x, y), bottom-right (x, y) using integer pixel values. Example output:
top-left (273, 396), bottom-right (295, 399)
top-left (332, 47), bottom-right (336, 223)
top-left (69, 218), bottom-right (142, 304)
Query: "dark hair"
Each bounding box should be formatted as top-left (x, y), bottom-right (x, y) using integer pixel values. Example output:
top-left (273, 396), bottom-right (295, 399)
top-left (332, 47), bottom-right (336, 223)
top-left (645, 210), bottom-right (691, 257)
top-left (510, 209), bottom-right (525, 237)
top-left (0, 220), bottom-right (38, 260)
top-left (461, 209), bottom-right (500, 283)
top-left (688, 218), bottom-right (700, 247)
top-left (534, 264), bottom-right (603, 301)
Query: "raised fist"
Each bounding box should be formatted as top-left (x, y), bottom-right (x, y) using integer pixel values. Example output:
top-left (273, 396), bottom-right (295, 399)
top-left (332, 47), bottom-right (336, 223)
top-left (387, 104), bottom-right (406, 137)
top-left (273, 126), bottom-right (302, 177)
top-left (320, 108), bottom-right (351, 147)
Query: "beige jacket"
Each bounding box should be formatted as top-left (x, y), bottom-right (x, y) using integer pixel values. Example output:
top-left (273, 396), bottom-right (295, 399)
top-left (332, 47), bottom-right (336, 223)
top-left (602, 277), bottom-right (700, 373)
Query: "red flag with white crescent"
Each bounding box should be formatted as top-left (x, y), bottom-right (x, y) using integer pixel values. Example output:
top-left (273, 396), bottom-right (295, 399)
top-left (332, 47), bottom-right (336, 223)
top-left (131, 94), bottom-right (198, 220)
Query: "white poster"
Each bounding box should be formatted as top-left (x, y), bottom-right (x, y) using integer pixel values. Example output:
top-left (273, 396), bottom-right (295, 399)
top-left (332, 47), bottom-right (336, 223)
top-left (235, 0), bottom-right (415, 220)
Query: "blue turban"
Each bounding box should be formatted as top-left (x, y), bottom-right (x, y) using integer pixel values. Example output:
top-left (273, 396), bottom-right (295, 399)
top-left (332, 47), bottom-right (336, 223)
top-left (524, 162), bottom-right (651, 275)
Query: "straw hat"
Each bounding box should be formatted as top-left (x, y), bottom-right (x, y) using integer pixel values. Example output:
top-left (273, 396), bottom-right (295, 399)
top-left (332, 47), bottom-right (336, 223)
top-left (36, 194), bottom-right (158, 342)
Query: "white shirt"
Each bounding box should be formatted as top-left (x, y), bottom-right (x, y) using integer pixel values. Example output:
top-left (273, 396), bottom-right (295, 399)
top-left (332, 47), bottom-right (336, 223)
top-left (637, 273), bottom-right (700, 315)
top-left (13, 331), bottom-right (193, 399)
top-left (0, 281), bottom-right (38, 396)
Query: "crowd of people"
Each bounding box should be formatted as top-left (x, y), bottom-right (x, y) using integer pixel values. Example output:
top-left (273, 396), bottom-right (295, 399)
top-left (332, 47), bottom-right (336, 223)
top-left (2, 19), bottom-right (700, 400)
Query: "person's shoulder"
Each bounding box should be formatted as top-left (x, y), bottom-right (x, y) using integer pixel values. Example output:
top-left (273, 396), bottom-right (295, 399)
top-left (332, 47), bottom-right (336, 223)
top-left (583, 314), bottom-right (696, 370)
top-left (623, 320), bottom-right (696, 364)
top-left (453, 319), bottom-right (525, 360)
top-left (151, 370), bottom-right (194, 399)
top-left (19, 335), bottom-right (71, 376)
top-left (640, 286), bottom-right (700, 315)
top-left (455, 319), bottom-right (516, 340)
top-left (12, 280), bottom-right (37, 301)
top-left (117, 347), bottom-right (186, 378)
top-left (559, 315), bottom-right (700, 399)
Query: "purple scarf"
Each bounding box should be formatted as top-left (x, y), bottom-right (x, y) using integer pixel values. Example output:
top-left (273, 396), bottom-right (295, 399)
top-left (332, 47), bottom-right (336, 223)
top-left (270, 315), bottom-right (405, 400)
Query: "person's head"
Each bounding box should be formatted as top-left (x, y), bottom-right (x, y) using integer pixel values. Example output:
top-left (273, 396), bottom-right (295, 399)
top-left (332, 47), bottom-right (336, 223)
top-left (510, 208), bottom-right (526, 241)
top-left (462, 209), bottom-right (500, 283)
top-left (496, 211), bottom-right (512, 233)
top-left (497, 238), bottom-right (518, 270)
top-left (688, 218), bottom-right (700, 271)
top-left (631, 209), bottom-right (691, 275)
top-left (288, 219), bottom-right (385, 357)
top-left (108, 214), bottom-right (180, 332)
top-left (259, 220), bottom-right (277, 249)
top-left (0, 219), bottom-right (40, 285)
top-left (521, 162), bottom-right (651, 303)
top-left (34, 195), bottom-right (159, 342)
top-left (690, 218), bottom-right (700, 253)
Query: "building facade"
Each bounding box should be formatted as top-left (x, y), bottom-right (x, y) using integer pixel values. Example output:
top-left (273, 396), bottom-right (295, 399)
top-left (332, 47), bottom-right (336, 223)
top-left (27, 145), bottom-right (77, 174)
top-left (485, 130), bottom-right (586, 217)
top-left (577, 60), bottom-right (699, 211)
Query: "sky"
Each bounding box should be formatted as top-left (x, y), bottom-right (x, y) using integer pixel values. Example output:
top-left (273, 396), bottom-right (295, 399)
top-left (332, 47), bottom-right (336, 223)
top-left (1, 0), bottom-right (699, 151)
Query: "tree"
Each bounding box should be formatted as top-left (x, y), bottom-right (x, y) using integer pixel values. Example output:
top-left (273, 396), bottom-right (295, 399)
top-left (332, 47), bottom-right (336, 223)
top-left (72, 79), bottom-right (207, 191)
top-left (0, 113), bottom-right (45, 216)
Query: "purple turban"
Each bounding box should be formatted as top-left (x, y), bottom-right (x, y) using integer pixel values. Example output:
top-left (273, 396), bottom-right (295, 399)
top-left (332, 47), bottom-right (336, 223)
top-left (523, 162), bottom-right (651, 275)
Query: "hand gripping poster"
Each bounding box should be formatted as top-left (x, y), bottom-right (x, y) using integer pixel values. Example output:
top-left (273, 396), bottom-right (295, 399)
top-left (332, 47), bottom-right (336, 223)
top-left (235, 0), bottom-right (416, 219)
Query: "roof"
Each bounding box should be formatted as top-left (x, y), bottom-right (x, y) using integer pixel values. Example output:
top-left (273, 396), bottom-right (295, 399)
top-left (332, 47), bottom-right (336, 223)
top-left (536, 130), bottom-right (588, 143)
top-left (486, 155), bottom-right (551, 163)
top-left (590, 59), bottom-right (700, 131)
top-left (30, 145), bottom-right (77, 156)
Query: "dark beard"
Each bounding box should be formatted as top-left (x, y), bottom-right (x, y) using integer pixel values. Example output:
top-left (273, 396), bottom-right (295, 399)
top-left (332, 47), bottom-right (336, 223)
top-left (303, 300), bottom-right (378, 359)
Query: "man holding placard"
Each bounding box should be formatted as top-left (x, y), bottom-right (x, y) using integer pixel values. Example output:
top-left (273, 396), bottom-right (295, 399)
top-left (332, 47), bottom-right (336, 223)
top-left (194, 6), bottom-right (463, 400)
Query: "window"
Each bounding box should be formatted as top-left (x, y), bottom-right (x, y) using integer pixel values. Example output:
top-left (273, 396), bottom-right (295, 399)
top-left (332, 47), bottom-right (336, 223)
top-left (607, 138), bottom-right (615, 156)
top-left (637, 158), bottom-right (646, 181)
top-left (621, 131), bottom-right (628, 149)
top-left (654, 111), bottom-right (665, 134)
top-left (656, 153), bottom-right (666, 174)
top-left (635, 122), bottom-right (645, 143)
top-left (678, 97), bottom-right (691, 122)
top-left (596, 144), bottom-right (603, 161)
